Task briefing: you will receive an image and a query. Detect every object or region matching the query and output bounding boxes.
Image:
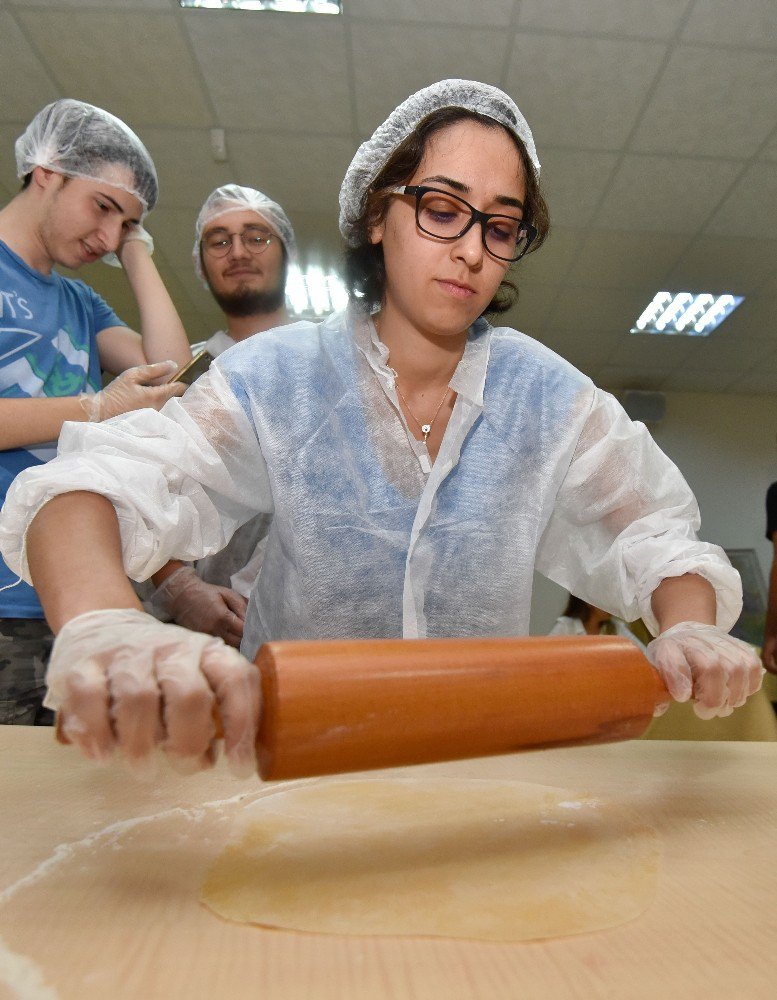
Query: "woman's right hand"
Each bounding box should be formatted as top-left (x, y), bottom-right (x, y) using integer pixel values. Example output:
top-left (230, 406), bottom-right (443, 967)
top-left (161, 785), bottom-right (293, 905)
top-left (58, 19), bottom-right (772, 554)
top-left (47, 609), bottom-right (261, 775)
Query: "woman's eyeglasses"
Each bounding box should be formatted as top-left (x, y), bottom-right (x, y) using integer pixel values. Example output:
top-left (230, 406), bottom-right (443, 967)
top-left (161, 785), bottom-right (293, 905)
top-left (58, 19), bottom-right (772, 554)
top-left (389, 185), bottom-right (536, 262)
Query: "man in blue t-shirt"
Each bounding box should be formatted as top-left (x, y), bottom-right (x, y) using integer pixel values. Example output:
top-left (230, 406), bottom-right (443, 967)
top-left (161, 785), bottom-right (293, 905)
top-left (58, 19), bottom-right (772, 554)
top-left (0, 99), bottom-right (192, 725)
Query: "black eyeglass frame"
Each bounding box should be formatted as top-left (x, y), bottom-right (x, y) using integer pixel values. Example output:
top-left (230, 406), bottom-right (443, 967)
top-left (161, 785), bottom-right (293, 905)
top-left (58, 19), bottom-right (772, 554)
top-left (202, 229), bottom-right (274, 259)
top-left (389, 185), bottom-right (537, 262)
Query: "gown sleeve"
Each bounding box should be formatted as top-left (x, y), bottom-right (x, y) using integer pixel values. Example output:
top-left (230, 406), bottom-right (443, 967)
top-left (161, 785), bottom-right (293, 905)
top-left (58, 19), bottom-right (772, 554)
top-left (0, 365), bottom-right (272, 584)
top-left (535, 389), bottom-right (741, 636)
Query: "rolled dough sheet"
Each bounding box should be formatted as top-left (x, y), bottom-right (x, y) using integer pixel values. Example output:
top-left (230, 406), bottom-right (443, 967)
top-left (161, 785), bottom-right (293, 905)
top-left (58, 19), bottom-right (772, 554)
top-left (201, 778), bottom-right (660, 942)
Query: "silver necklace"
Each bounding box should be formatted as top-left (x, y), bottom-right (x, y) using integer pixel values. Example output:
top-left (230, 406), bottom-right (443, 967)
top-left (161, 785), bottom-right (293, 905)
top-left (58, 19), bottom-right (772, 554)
top-left (390, 371), bottom-right (450, 444)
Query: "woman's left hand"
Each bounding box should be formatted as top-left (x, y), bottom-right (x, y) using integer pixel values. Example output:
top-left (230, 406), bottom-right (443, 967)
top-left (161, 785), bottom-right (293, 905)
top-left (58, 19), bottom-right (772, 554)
top-left (646, 622), bottom-right (764, 718)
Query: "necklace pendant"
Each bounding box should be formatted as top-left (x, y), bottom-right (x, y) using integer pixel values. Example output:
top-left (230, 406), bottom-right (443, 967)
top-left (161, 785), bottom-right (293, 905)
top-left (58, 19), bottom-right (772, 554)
top-left (421, 424), bottom-right (431, 442)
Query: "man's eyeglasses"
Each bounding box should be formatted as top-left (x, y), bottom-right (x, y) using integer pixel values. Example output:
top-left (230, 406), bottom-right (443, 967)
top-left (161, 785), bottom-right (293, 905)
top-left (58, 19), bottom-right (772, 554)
top-left (388, 185), bottom-right (536, 262)
top-left (202, 226), bottom-right (274, 259)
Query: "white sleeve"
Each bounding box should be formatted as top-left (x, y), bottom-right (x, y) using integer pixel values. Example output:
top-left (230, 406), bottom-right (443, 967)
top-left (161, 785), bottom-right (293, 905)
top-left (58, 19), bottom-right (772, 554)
top-left (536, 389), bottom-right (741, 636)
top-left (0, 365), bottom-right (273, 584)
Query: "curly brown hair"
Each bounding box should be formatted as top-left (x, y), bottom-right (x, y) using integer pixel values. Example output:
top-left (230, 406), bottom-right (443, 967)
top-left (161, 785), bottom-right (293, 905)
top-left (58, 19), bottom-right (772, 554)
top-left (343, 107), bottom-right (549, 317)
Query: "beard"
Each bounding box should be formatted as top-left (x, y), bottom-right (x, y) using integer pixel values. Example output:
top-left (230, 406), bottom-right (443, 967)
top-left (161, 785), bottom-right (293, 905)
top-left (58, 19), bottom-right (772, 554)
top-left (208, 280), bottom-right (286, 318)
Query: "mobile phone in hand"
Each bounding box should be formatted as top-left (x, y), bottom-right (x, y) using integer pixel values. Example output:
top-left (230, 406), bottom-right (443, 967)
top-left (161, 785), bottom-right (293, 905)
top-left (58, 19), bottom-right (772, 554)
top-left (168, 349), bottom-right (214, 385)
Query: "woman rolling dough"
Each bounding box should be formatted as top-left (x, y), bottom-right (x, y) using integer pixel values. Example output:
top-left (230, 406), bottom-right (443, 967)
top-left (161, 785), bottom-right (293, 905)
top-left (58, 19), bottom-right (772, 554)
top-left (0, 80), bottom-right (761, 773)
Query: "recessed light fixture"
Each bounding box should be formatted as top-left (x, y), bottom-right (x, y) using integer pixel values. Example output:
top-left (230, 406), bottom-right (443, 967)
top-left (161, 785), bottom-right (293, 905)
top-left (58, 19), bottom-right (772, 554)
top-left (286, 265), bottom-right (349, 319)
top-left (180, 1), bottom-right (341, 12)
top-left (631, 292), bottom-right (744, 336)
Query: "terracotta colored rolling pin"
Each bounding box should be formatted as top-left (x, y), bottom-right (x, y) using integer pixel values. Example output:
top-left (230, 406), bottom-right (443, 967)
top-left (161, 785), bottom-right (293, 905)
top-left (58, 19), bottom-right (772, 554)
top-left (254, 635), bottom-right (668, 780)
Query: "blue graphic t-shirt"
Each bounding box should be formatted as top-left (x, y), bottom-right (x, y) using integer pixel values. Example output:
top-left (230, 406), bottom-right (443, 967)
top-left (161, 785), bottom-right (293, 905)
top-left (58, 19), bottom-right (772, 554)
top-left (0, 240), bottom-right (123, 617)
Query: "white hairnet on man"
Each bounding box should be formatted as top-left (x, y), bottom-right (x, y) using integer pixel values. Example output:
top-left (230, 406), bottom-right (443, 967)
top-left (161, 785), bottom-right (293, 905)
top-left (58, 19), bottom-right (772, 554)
top-left (192, 184), bottom-right (297, 283)
top-left (15, 98), bottom-right (158, 214)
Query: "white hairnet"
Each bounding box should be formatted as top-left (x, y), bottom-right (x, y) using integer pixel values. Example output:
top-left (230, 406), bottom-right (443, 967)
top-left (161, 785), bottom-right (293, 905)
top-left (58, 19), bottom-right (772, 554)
top-left (339, 79), bottom-right (540, 245)
top-left (15, 99), bottom-right (158, 213)
top-left (193, 184), bottom-right (297, 281)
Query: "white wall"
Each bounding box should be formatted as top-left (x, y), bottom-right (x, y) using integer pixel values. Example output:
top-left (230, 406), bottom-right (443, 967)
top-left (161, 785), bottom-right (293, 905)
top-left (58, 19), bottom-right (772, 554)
top-left (529, 391), bottom-right (777, 635)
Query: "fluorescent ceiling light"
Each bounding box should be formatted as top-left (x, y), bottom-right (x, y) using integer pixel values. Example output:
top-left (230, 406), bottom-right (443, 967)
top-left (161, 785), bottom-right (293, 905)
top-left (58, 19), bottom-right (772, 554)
top-left (631, 292), bottom-right (743, 336)
top-left (286, 265), bottom-right (349, 319)
top-left (180, 1), bottom-right (341, 11)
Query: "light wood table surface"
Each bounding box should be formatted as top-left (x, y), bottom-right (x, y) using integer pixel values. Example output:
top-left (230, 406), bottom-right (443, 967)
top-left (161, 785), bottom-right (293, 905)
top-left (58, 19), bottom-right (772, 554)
top-left (1, 727), bottom-right (775, 1000)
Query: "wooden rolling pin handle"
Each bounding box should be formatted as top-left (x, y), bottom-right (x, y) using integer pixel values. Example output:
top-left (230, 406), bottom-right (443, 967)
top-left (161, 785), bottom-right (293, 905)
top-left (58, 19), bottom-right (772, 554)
top-left (254, 636), bottom-right (668, 780)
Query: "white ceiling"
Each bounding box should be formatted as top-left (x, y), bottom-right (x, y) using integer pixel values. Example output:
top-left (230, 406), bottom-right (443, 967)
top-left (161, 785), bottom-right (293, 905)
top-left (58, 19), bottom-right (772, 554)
top-left (1, 0), bottom-right (776, 395)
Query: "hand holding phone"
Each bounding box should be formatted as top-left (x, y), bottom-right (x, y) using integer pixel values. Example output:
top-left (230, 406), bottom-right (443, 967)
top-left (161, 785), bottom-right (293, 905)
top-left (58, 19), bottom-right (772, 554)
top-left (168, 349), bottom-right (214, 385)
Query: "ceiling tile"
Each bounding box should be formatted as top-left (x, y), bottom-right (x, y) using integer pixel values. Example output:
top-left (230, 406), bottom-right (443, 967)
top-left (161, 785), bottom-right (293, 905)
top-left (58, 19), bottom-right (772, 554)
top-left (676, 329), bottom-right (774, 373)
top-left (282, 209), bottom-right (344, 267)
top-left (594, 364), bottom-right (676, 392)
top-left (754, 346), bottom-right (777, 374)
top-left (682, 0), bottom-right (777, 50)
top-left (351, 23), bottom-right (507, 135)
top-left (665, 235), bottom-right (777, 295)
top-left (504, 32), bottom-right (666, 150)
top-left (724, 372), bottom-right (777, 394)
top-left (658, 368), bottom-right (738, 392)
top-left (518, 226), bottom-right (584, 283)
top-left (138, 128), bottom-right (238, 211)
top-left (228, 132), bottom-right (354, 217)
top-left (502, 282), bottom-right (560, 332)
top-left (705, 161), bottom-right (777, 240)
top-left (538, 147), bottom-right (619, 227)
top-left (631, 45), bottom-right (777, 157)
top-left (185, 14), bottom-right (351, 135)
top-left (2, 0), bottom-right (775, 399)
top-left (546, 285), bottom-right (643, 332)
top-left (0, 11), bottom-right (60, 123)
top-left (605, 330), bottom-right (698, 366)
top-left (16, 9), bottom-right (211, 128)
top-left (518, 0), bottom-right (690, 39)
top-left (725, 293), bottom-right (777, 335)
top-left (593, 153), bottom-right (742, 232)
top-left (537, 326), bottom-right (624, 370)
top-left (762, 130), bottom-right (777, 162)
top-left (146, 207), bottom-right (201, 274)
top-left (350, 0), bottom-right (515, 27)
top-left (566, 231), bottom-right (684, 290)
top-left (12, 1), bottom-right (169, 7)
top-left (0, 125), bottom-right (26, 192)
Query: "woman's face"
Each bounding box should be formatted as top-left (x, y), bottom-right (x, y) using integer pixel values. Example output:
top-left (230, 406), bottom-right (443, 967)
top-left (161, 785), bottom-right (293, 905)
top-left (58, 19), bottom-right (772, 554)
top-left (370, 119), bottom-right (526, 340)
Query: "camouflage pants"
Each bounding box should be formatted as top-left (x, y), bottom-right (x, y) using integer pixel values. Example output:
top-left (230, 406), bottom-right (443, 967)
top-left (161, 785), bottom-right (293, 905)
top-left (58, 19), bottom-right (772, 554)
top-left (0, 618), bottom-right (55, 726)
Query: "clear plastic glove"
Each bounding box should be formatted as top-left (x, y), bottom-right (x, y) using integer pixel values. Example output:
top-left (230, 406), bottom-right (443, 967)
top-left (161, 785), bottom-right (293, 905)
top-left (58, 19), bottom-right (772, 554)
top-left (102, 224), bottom-right (155, 267)
top-left (79, 360), bottom-right (184, 422)
top-left (152, 566), bottom-right (248, 648)
top-left (46, 609), bottom-right (261, 775)
top-left (646, 621), bottom-right (764, 719)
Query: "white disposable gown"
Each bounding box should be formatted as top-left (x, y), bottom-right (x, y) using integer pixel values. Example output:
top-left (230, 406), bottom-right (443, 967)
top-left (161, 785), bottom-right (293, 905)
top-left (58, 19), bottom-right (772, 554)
top-left (0, 306), bottom-right (741, 661)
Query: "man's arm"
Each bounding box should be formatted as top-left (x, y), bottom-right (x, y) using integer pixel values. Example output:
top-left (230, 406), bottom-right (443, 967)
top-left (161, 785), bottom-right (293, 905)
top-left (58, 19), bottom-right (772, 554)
top-left (95, 239), bottom-right (192, 374)
top-left (762, 537), bottom-right (777, 673)
top-left (0, 361), bottom-right (184, 451)
top-left (0, 396), bottom-right (90, 450)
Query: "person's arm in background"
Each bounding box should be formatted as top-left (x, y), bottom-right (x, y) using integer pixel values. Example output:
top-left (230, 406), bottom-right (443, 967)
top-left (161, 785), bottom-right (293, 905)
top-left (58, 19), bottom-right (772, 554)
top-left (0, 236), bottom-right (190, 451)
top-left (94, 233), bottom-right (192, 374)
top-left (761, 484), bottom-right (777, 674)
top-left (762, 537), bottom-right (777, 674)
top-left (149, 559), bottom-right (248, 649)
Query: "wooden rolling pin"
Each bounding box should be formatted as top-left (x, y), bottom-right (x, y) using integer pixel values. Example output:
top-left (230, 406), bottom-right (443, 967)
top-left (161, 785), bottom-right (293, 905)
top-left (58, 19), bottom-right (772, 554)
top-left (254, 636), bottom-right (667, 780)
